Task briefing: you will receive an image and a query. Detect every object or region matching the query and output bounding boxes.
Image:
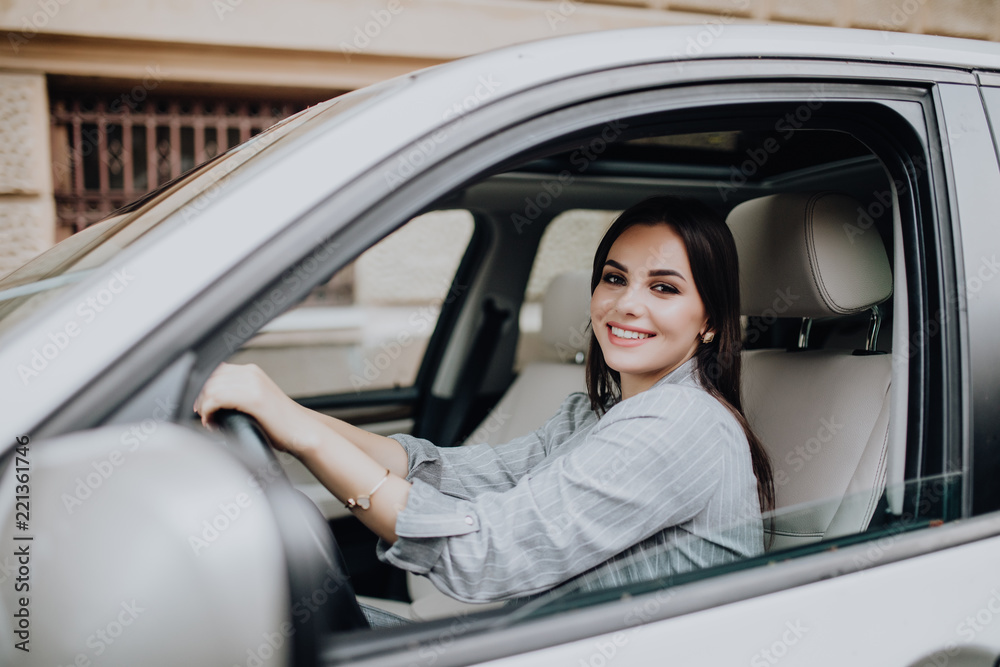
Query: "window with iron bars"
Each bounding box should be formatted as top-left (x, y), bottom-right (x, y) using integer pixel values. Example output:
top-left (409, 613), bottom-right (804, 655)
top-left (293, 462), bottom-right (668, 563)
top-left (49, 91), bottom-right (324, 239)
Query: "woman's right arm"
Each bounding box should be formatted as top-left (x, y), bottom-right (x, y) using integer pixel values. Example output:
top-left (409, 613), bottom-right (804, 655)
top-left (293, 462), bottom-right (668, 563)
top-left (192, 362), bottom-right (410, 478)
top-left (193, 362), bottom-right (567, 496)
top-left (308, 411), bottom-right (409, 478)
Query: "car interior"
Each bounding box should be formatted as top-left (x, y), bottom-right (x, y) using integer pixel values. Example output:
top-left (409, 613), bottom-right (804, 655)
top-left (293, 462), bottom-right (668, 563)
top-left (220, 109), bottom-right (932, 637)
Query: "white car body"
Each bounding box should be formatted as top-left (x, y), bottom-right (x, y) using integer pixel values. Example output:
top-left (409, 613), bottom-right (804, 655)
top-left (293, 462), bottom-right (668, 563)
top-left (1, 24), bottom-right (1000, 667)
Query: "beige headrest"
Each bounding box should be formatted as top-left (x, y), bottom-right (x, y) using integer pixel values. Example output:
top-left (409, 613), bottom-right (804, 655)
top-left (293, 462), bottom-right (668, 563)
top-left (542, 270), bottom-right (592, 360)
top-left (727, 192), bottom-right (892, 319)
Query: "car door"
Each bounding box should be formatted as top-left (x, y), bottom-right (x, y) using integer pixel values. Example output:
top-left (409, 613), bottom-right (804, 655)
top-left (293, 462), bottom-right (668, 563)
top-left (308, 61), bottom-right (999, 665)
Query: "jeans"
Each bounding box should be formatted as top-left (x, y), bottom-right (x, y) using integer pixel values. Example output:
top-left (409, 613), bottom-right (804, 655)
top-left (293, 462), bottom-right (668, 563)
top-left (359, 601), bottom-right (413, 629)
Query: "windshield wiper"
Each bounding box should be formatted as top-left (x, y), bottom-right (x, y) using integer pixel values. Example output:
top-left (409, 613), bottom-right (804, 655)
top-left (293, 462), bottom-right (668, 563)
top-left (0, 271), bottom-right (93, 303)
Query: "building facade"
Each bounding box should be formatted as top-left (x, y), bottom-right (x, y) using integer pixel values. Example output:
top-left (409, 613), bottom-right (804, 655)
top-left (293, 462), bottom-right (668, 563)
top-left (1, 0), bottom-right (998, 276)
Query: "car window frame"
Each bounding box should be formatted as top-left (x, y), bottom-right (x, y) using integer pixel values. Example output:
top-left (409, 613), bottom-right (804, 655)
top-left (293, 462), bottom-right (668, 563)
top-left (940, 77), bottom-right (1000, 517)
top-left (301, 77), bottom-right (960, 662)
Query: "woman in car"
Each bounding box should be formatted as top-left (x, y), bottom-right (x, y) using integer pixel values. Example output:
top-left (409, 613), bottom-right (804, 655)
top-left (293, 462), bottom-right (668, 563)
top-left (194, 196), bottom-right (774, 625)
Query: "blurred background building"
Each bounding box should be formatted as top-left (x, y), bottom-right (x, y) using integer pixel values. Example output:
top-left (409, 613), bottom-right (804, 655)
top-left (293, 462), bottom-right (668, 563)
top-left (1, 0), bottom-right (997, 277)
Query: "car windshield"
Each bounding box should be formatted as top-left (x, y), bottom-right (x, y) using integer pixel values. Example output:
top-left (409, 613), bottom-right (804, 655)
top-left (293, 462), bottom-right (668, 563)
top-left (0, 82), bottom-right (395, 338)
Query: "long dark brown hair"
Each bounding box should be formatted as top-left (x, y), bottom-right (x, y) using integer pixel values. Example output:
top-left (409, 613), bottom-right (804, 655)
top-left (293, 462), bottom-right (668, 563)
top-left (585, 196), bottom-right (775, 516)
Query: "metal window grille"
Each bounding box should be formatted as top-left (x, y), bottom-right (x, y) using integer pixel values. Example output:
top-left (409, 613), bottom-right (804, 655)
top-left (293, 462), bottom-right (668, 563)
top-left (49, 93), bottom-right (313, 236)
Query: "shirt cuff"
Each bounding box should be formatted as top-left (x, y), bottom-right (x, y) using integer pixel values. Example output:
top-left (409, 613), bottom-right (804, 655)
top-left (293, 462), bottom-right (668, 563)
top-left (376, 478), bottom-right (480, 574)
top-left (388, 433), bottom-right (444, 489)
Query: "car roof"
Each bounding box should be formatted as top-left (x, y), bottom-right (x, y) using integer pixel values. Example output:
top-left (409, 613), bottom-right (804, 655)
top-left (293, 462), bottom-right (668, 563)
top-left (418, 24), bottom-right (1000, 86)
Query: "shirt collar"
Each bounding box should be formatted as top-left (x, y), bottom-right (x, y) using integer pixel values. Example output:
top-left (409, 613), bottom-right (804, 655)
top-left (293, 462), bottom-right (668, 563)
top-left (604, 356), bottom-right (703, 412)
top-left (650, 356), bottom-right (701, 390)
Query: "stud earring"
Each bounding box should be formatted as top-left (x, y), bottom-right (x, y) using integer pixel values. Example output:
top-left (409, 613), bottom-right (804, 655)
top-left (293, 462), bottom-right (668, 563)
top-left (701, 332), bottom-right (715, 344)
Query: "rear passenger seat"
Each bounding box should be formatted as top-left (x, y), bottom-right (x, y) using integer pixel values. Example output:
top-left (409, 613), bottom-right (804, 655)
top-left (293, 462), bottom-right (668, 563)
top-left (465, 270), bottom-right (592, 447)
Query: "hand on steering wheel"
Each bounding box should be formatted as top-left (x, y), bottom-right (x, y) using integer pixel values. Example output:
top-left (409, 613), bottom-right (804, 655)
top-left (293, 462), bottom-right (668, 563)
top-left (211, 407), bottom-right (370, 633)
top-left (194, 362), bottom-right (325, 458)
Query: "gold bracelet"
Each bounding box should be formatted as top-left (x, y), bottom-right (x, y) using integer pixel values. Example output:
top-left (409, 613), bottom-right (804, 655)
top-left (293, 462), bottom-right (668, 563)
top-left (344, 468), bottom-right (390, 510)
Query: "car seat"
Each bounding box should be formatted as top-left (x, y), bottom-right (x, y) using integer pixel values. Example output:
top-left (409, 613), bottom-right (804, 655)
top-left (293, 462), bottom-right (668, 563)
top-left (727, 191), bottom-right (894, 550)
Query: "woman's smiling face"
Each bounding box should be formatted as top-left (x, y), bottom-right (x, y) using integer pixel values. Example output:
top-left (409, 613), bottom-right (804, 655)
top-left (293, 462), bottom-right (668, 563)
top-left (590, 223), bottom-right (712, 399)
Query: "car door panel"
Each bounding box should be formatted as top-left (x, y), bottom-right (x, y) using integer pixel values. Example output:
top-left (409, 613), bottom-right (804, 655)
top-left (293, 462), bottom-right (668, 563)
top-left (477, 531), bottom-right (1000, 666)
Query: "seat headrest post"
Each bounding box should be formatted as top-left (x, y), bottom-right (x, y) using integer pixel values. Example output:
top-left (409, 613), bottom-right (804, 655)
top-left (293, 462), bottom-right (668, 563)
top-left (797, 318), bottom-right (812, 349)
top-left (865, 305), bottom-right (883, 352)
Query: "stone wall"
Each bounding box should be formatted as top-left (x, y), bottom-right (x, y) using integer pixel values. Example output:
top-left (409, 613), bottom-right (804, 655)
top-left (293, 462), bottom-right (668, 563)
top-left (0, 73), bottom-right (53, 278)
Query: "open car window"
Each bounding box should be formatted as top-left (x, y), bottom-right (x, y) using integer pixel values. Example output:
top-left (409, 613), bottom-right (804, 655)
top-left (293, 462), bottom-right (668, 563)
top-left (231, 210), bottom-right (475, 399)
top-left (165, 71), bottom-right (954, 665)
top-left (329, 94), bottom-right (943, 648)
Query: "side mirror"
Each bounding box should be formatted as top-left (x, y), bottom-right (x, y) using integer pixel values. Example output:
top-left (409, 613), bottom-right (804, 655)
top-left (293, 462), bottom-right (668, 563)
top-left (0, 424), bottom-right (290, 667)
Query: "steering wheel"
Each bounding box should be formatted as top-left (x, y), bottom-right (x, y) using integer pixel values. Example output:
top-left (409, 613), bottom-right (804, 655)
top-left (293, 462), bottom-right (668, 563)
top-left (213, 409), bottom-right (370, 635)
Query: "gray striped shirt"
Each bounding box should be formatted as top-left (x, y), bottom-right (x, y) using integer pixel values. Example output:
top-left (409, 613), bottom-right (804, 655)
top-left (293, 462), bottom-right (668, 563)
top-left (376, 358), bottom-right (763, 604)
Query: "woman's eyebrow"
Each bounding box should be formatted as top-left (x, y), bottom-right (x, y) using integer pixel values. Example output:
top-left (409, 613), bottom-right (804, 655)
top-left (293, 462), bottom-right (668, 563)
top-left (648, 268), bottom-right (687, 282)
top-left (605, 259), bottom-right (687, 283)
